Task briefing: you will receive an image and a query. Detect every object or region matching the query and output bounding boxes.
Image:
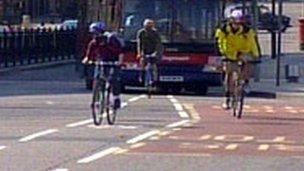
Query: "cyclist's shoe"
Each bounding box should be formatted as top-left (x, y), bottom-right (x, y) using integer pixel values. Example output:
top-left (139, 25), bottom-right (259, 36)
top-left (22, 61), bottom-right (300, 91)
top-left (114, 98), bottom-right (121, 109)
top-left (222, 99), bottom-right (231, 110)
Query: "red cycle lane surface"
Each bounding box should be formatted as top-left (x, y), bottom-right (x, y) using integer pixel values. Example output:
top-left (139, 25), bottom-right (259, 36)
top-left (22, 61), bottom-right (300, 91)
top-left (129, 101), bottom-right (304, 157)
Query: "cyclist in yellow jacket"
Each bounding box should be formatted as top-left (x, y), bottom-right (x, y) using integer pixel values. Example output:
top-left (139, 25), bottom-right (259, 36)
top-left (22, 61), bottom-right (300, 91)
top-left (215, 10), bottom-right (260, 109)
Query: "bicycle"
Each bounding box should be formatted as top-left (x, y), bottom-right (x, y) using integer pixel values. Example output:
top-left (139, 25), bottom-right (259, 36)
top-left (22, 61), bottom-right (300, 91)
top-left (143, 53), bottom-right (158, 98)
top-left (223, 58), bottom-right (261, 119)
top-left (89, 60), bottom-right (120, 125)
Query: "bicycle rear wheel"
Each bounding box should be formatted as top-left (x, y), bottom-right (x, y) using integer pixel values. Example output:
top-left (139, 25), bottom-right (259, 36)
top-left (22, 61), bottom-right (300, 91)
top-left (91, 81), bottom-right (105, 125)
top-left (106, 86), bottom-right (117, 125)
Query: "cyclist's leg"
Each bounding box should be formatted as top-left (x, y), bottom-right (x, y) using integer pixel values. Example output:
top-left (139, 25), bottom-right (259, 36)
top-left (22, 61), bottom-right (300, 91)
top-left (112, 66), bottom-right (121, 108)
top-left (223, 62), bottom-right (238, 109)
top-left (223, 62), bottom-right (232, 109)
top-left (152, 58), bottom-right (159, 83)
top-left (139, 58), bottom-right (146, 83)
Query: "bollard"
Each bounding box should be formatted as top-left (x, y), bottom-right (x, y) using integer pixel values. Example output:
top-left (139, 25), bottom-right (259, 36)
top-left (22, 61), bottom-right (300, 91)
top-left (299, 17), bottom-right (304, 50)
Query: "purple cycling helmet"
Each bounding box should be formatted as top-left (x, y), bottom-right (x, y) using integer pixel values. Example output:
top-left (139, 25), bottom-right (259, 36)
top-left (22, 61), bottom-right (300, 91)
top-left (89, 21), bottom-right (106, 34)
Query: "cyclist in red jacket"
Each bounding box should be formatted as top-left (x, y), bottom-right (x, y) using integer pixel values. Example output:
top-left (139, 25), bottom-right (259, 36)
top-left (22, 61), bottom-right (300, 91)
top-left (83, 21), bottom-right (123, 109)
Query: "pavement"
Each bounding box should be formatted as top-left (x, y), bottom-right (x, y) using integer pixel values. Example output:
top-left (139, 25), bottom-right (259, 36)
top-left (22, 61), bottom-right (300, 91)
top-left (250, 52), bottom-right (304, 99)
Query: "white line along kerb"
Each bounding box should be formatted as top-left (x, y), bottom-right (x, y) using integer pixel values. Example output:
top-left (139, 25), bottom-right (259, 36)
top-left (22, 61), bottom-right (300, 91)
top-left (19, 129), bottom-right (58, 142)
top-left (78, 147), bottom-right (121, 164)
top-left (126, 130), bottom-right (160, 144)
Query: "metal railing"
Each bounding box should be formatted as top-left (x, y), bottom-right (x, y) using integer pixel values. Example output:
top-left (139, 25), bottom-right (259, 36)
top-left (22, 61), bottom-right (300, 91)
top-left (0, 27), bottom-right (77, 68)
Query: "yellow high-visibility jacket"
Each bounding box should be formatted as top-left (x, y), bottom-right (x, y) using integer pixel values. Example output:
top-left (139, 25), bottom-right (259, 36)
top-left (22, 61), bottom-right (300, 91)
top-left (215, 24), bottom-right (260, 61)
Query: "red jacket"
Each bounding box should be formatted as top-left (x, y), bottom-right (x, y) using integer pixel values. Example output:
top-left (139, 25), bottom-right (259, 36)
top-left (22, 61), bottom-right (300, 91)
top-left (85, 39), bottom-right (112, 61)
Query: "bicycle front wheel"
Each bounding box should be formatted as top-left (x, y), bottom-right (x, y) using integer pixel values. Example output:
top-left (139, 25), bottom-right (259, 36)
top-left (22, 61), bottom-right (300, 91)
top-left (237, 90), bottom-right (245, 119)
top-left (145, 67), bottom-right (153, 99)
top-left (91, 81), bottom-right (105, 125)
top-left (106, 87), bottom-right (117, 125)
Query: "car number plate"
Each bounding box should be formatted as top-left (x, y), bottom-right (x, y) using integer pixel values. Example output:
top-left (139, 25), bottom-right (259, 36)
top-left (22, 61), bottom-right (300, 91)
top-left (159, 76), bottom-right (184, 82)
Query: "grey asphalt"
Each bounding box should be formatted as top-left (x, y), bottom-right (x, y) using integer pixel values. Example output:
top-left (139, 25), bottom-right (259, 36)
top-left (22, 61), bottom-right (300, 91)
top-left (0, 64), bottom-right (304, 171)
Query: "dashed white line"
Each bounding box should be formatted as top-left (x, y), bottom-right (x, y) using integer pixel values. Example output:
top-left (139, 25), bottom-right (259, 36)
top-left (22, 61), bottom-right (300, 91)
top-left (77, 147), bottom-right (121, 164)
top-left (169, 98), bottom-right (178, 103)
top-left (200, 135), bottom-right (212, 140)
top-left (19, 129), bottom-right (58, 142)
top-left (66, 119), bottom-right (93, 128)
top-left (178, 111), bottom-right (190, 118)
top-left (273, 136), bottom-right (286, 142)
top-left (258, 144), bottom-right (270, 151)
top-left (51, 169), bottom-right (69, 171)
top-left (225, 144), bottom-right (238, 150)
top-left (166, 120), bottom-right (190, 128)
top-left (173, 103), bottom-right (184, 111)
top-left (126, 130), bottom-right (160, 144)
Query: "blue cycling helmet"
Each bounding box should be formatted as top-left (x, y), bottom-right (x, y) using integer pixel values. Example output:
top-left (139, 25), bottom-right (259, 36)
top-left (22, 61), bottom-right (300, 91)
top-left (89, 21), bottom-right (106, 34)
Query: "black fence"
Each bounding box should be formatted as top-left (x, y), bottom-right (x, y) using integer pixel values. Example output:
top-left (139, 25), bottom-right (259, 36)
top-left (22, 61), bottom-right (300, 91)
top-left (0, 28), bottom-right (77, 69)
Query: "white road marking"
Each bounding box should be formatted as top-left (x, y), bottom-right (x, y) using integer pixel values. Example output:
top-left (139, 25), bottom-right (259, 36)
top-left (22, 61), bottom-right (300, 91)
top-left (173, 103), bottom-right (183, 111)
top-left (183, 103), bottom-right (201, 120)
top-left (287, 110), bottom-right (298, 114)
top-left (244, 105), bottom-right (251, 109)
top-left (66, 119), bottom-right (93, 128)
top-left (258, 144), bottom-right (270, 151)
top-left (266, 110), bottom-right (275, 113)
top-left (225, 144), bottom-right (238, 150)
top-left (126, 130), bottom-right (160, 144)
top-left (263, 105), bottom-right (273, 109)
top-left (130, 142), bottom-right (146, 149)
top-left (166, 120), bottom-right (190, 128)
top-left (19, 129), bottom-right (58, 142)
top-left (167, 95), bottom-right (189, 118)
top-left (128, 95), bottom-right (146, 102)
top-left (158, 131), bottom-right (171, 136)
top-left (0, 146), bottom-right (6, 150)
top-left (149, 136), bottom-right (160, 140)
top-left (207, 145), bottom-right (220, 149)
top-left (87, 124), bottom-right (138, 130)
top-left (172, 128), bottom-right (182, 131)
top-left (121, 102), bottom-right (128, 108)
top-left (212, 105), bottom-right (221, 109)
top-left (114, 149), bottom-right (129, 155)
top-left (178, 111), bottom-right (190, 118)
top-left (51, 169), bottom-right (69, 171)
top-left (46, 101), bottom-right (54, 105)
top-left (169, 98), bottom-right (178, 103)
top-left (273, 136), bottom-right (286, 142)
top-left (78, 147), bottom-right (121, 164)
top-left (166, 95), bottom-right (174, 99)
top-left (200, 135), bottom-right (212, 140)
top-left (214, 135), bottom-right (226, 141)
top-left (284, 106), bottom-right (294, 110)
